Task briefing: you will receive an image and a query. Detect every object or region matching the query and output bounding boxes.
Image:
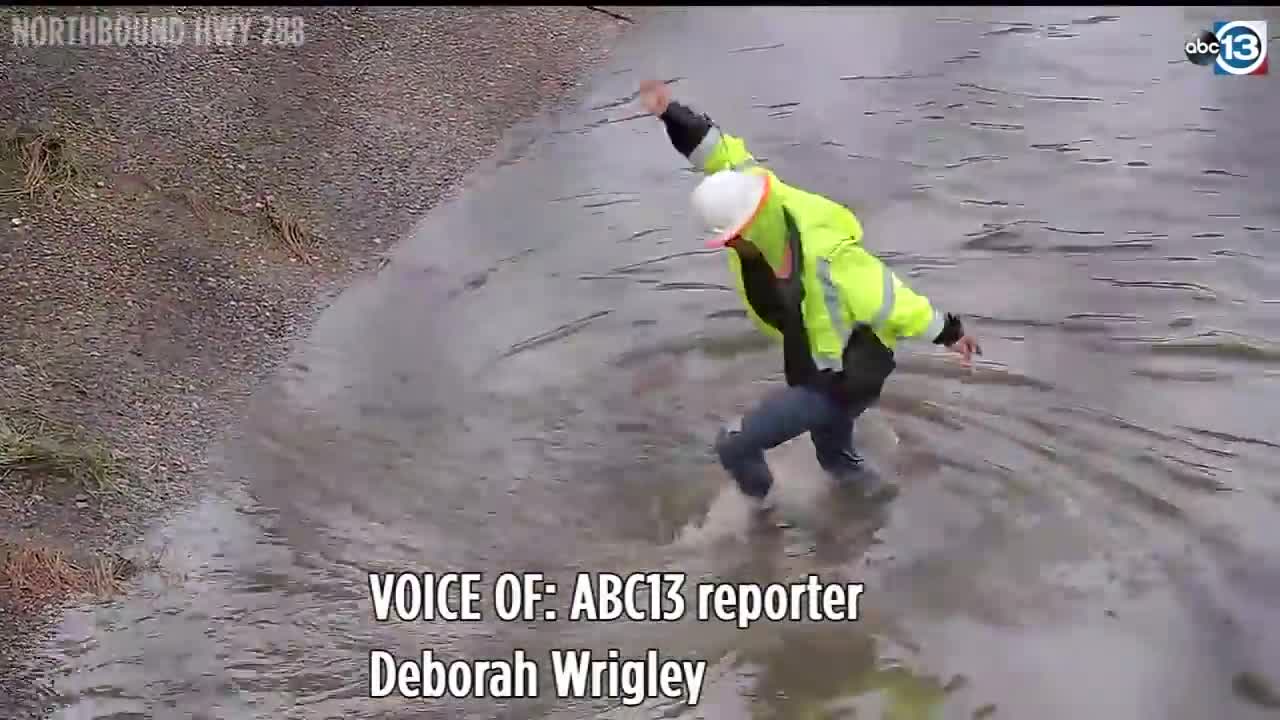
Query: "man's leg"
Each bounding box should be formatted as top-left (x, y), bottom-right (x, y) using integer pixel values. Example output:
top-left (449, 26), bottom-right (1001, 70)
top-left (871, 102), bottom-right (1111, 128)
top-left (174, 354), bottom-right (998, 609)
top-left (715, 384), bottom-right (840, 501)
top-left (810, 395), bottom-right (899, 502)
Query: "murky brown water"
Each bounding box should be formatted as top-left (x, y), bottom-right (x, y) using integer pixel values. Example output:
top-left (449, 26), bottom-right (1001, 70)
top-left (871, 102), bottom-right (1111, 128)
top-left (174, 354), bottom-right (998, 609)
top-left (43, 7), bottom-right (1280, 720)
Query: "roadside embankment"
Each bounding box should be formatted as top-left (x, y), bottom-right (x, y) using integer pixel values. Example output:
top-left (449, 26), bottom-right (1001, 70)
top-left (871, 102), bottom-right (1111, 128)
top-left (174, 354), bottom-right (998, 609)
top-left (0, 6), bottom-right (638, 715)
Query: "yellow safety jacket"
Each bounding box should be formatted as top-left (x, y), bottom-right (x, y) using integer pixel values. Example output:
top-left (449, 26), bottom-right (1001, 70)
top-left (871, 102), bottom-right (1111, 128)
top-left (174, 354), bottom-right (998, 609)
top-left (687, 126), bottom-right (948, 375)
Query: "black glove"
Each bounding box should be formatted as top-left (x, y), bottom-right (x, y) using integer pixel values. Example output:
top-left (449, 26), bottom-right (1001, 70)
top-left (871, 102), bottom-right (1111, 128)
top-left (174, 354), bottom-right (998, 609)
top-left (932, 313), bottom-right (964, 346)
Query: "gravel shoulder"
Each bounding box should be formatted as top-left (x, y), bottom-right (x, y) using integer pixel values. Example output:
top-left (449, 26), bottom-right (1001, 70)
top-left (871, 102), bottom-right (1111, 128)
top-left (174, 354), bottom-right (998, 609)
top-left (0, 6), bottom-right (636, 715)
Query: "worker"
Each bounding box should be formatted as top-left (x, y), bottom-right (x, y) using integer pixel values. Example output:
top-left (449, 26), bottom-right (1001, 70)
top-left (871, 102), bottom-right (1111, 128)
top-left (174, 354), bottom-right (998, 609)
top-left (637, 80), bottom-right (982, 517)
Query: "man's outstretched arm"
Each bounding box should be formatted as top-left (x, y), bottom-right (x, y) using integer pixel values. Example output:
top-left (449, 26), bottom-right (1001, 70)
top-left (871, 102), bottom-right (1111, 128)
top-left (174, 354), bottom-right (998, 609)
top-left (831, 247), bottom-right (982, 363)
top-left (890, 281), bottom-right (966, 347)
top-left (640, 80), bottom-right (760, 175)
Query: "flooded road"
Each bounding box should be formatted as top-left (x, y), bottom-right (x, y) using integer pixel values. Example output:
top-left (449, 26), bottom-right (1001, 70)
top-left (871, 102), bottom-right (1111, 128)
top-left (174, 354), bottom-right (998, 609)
top-left (45, 7), bottom-right (1280, 719)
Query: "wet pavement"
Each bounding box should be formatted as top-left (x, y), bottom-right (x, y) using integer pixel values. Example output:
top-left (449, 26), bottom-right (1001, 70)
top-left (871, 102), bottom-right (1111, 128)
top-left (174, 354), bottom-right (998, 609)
top-left (43, 6), bottom-right (1280, 720)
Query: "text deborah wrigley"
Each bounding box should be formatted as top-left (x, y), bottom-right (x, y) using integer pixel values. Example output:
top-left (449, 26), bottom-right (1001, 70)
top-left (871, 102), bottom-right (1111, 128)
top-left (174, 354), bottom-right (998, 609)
top-left (370, 648), bottom-right (707, 707)
top-left (365, 571), bottom-right (867, 707)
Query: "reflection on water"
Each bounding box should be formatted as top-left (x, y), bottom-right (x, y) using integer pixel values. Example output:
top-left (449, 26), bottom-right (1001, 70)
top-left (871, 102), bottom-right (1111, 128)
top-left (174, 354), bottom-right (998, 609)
top-left (45, 6), bottom-right (1280, 720)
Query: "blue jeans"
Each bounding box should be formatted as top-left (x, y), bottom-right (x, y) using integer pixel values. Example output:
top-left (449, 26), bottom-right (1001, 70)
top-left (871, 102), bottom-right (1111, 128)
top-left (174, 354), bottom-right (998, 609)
top-left (715, 385), bottom-right (872, 499)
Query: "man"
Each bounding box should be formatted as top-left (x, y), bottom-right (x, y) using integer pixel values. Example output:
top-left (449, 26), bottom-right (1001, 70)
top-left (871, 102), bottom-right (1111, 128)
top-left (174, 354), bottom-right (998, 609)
top-left (637, 79), bottom-right (981, 513)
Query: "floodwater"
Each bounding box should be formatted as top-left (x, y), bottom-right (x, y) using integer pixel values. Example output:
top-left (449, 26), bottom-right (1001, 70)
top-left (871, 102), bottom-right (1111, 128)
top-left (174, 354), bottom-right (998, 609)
top-left (43, 6), bottom-right (1280, 720)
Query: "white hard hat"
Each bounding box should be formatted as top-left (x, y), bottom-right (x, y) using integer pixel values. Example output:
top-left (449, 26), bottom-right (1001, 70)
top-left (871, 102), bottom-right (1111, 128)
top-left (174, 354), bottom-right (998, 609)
top-left (690, 170), bottom-right (770, 248)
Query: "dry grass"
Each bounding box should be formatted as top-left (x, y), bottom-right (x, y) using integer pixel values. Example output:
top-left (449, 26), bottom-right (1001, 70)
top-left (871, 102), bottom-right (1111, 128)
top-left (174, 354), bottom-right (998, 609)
top-left (0, 129), bottom-right (82, 202)
top-left (262, 194), bottom-right (313, 263)
top-left (0, 413), bottom-right (117, 493)
top-left (0, 541), bottom-right (136, 615)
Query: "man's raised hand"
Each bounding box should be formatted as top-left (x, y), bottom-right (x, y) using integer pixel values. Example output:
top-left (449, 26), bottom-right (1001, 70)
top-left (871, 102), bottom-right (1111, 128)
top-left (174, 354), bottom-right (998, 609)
top-left (947, 335), bottom-right (983, 367)
top-left (638, 79), bottom-right (671, 116)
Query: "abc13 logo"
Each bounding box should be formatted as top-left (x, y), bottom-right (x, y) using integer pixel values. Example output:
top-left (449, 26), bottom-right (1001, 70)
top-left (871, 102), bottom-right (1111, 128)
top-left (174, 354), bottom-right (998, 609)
top-left (1185, 21), bottom-right (1268, 75)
